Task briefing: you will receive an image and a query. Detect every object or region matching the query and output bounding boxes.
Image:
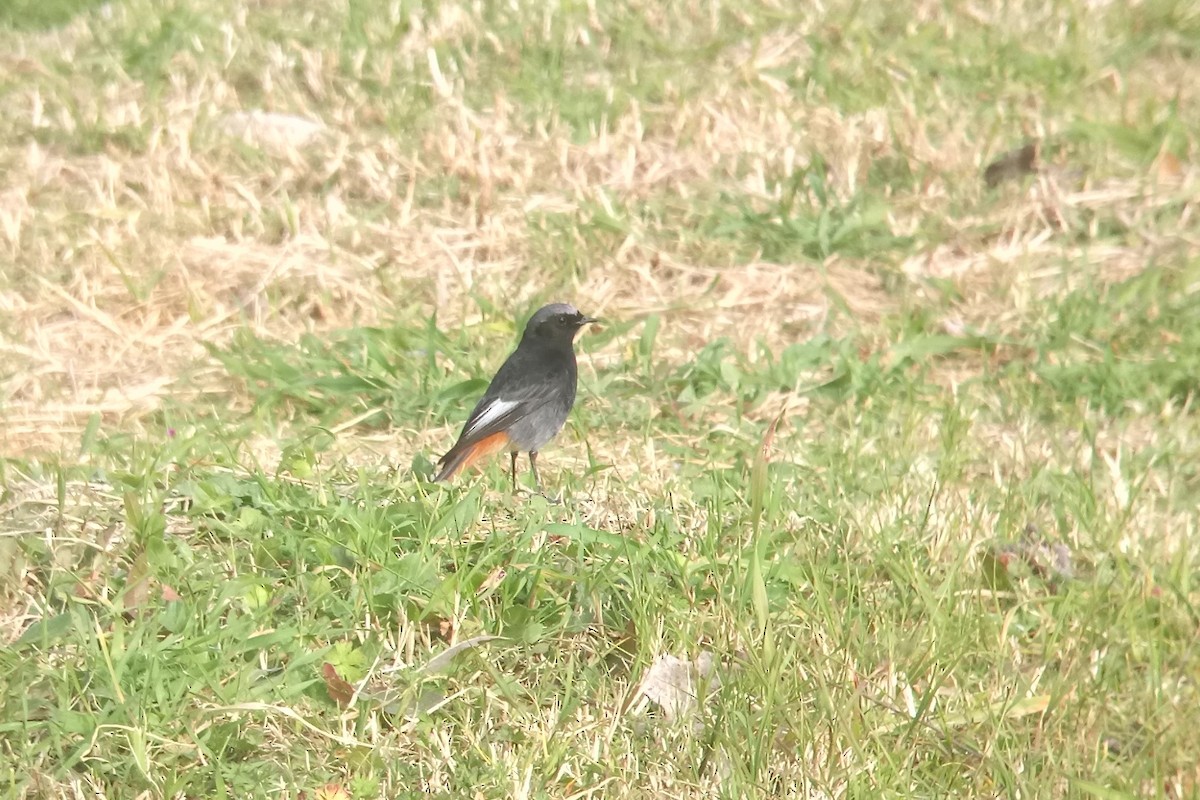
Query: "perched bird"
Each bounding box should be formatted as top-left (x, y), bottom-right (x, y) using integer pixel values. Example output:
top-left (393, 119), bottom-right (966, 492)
top-left (433, 303), bottom-right (596, 492)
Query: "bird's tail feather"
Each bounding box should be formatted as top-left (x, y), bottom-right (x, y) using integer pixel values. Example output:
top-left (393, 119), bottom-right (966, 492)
top-left (433, 432), bottom-right (510, 482)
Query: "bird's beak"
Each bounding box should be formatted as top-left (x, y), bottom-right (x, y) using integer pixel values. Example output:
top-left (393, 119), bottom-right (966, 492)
top-left (580, 316), bottom-right (599, 326)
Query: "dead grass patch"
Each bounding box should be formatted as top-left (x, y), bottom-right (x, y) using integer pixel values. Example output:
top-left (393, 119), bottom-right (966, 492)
top-left (3, 56), bottom-right (924, 455)
top-left (1, 0), bottom-right (1196, 466)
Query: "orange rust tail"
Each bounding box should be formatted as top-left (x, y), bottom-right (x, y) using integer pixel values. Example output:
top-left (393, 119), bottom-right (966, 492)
top-left (433, 431), bottom-right (510, 483)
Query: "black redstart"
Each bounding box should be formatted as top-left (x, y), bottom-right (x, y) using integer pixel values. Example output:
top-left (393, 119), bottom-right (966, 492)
top-left (433, 303), bottom-right (596, 492)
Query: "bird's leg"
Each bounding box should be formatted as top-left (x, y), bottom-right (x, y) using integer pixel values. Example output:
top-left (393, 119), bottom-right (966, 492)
top-left (510, 451), bottom-right (519, 494)
top-left (528, 451), bottom-right (543, 494)
top-left (528, 452), bottom-right (564, 504)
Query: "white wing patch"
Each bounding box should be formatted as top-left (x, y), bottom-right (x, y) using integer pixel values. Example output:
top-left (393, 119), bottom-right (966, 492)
top-left (463, 398), bottom-right (520, 438)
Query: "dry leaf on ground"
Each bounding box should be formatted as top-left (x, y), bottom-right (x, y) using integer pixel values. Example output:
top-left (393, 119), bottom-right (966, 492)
top-left (220, 110), bottom-right (328, 150)
top-left (627, 650), bottom-right (719, 723)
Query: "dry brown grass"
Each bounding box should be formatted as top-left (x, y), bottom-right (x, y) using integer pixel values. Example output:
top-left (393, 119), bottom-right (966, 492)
top-left (4, 0), bottom-right (1197, 460)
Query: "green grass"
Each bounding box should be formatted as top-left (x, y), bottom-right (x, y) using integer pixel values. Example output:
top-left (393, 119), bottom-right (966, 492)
top-left (3, 0), bottom-right (1200, 797)
top-left (0, 0), bottom-right (108, 30)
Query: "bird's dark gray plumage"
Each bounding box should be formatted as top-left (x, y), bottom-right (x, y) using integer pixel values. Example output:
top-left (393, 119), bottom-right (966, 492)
top-left (433, 303), bottom-right (595, 492)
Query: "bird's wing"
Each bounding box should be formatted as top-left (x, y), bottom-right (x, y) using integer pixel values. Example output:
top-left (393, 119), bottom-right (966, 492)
top-left (442, 356), bottom-right (556, 454)
top-left (455, 395), bottom-right (530, 445)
